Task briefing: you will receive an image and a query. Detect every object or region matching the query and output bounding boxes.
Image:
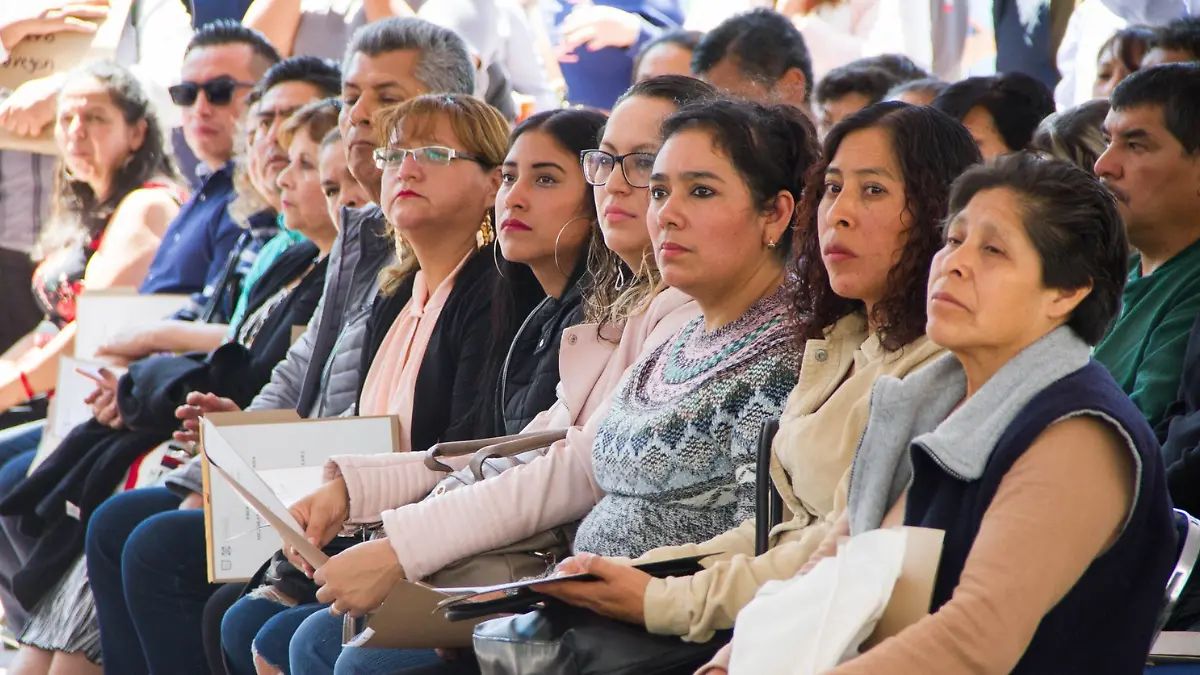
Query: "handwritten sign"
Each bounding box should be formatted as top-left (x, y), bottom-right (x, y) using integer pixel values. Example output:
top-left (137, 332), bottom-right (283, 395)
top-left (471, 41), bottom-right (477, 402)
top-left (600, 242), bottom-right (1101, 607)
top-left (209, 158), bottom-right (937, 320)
top-left (0, 0), bottom-right (132, 154)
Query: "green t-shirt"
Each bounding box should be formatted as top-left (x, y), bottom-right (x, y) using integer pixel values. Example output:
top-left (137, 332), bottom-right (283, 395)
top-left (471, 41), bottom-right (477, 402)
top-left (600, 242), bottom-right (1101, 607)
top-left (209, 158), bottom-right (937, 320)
top-left (1094, 238), bottom-right (1200, 432)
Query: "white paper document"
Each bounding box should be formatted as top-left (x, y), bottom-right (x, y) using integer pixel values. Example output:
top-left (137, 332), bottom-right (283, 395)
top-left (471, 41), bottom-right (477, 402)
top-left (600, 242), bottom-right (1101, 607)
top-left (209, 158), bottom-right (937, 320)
top-left (74, 289), bottom-right (190, 360)
top-left (200, 412), bottom-right (398, 582)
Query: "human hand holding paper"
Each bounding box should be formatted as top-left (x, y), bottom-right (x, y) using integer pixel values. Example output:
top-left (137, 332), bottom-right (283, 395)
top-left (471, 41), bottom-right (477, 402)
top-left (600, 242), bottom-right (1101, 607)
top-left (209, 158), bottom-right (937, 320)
top-left (536, 552), bottom-right (653, 626)
top-left (314, 538), bottom-right (404, 618)
top-left (286, 476), bottom-right (351, 577)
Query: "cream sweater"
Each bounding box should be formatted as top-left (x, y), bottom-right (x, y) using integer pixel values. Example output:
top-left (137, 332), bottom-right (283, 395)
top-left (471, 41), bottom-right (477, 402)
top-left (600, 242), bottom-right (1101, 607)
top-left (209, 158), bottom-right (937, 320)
top-left (638, 316), bottom-right (944, 642)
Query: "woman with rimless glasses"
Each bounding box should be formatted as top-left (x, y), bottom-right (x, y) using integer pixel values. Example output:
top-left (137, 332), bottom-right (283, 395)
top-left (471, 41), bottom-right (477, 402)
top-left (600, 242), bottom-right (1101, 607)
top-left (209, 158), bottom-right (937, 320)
top-left (216, 93), bottom-right (546, 675)
top-left (254, 76), bottom-right (810, 675)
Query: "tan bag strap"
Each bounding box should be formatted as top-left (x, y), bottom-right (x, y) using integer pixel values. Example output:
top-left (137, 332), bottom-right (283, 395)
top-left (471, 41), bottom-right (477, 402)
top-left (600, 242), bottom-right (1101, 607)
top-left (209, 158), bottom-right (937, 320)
top-left (468, 429), bottom-right (568, 481)
top-left (423, 430), bottom-right (567, 473)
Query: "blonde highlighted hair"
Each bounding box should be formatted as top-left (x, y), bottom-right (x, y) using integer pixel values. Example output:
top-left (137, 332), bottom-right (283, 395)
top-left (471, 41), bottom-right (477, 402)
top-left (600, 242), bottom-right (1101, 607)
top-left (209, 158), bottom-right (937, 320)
top-left (373, 94), bottom-right (511, 296)
top-left (278, 98), bottom-right (341, 151)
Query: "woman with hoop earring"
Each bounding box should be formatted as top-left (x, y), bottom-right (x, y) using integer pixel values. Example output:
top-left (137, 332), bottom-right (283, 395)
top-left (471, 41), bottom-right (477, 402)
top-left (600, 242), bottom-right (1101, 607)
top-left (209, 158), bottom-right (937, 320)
top-left (489, 107), bottom-right (616, 434)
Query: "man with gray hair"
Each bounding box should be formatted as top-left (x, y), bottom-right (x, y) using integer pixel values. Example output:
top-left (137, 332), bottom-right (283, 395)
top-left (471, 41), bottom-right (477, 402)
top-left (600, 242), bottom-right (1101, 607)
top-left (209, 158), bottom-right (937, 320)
top-left (339, 16), bottom-right (474, 205)
top-left (75, 16), bottom-right (480, 675)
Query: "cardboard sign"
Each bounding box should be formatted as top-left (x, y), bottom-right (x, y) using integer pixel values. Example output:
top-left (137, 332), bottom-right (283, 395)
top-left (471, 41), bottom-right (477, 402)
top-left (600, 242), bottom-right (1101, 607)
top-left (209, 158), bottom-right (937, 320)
top-left (73, 288), bottom-right (190, 360)
top-left (0, 0), bottom-right (133, 154)
top-left (200, 412), bottom-right (399, 582)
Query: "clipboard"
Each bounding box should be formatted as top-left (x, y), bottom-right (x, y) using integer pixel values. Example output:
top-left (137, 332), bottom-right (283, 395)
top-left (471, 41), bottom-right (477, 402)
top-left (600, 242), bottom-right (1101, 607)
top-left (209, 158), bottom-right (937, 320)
top-left (199, 413), bottom-right (397, 582)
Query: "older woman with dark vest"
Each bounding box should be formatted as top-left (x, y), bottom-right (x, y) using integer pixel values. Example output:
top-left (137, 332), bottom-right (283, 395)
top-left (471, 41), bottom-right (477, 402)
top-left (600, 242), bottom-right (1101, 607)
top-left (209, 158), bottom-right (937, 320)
top-left (791, 153), bottom-right (1173, 674)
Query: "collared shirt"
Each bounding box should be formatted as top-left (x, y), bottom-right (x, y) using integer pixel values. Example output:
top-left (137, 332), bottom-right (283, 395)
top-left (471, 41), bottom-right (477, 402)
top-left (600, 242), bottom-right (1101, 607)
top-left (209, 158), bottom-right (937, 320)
top-left (358, 251), bottom-right (474, 452)
top-left (140, 163), bottom-right (242, 295)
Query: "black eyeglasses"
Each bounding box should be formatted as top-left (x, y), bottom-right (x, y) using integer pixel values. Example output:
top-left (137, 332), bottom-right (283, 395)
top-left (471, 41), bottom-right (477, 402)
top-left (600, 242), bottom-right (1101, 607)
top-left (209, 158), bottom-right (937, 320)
top-left (168, 76), bottom-right (257, 107)
top-left (581, 150), bottom-right (656, 189)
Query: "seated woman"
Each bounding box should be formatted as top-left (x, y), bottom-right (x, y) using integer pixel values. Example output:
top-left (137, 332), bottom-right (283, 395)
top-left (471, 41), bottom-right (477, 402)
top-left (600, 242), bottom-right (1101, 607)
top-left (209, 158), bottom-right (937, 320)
top-left (931, 73), bottom-right (1056, 160)
top-left (287, 92), bottom-right (813, 675)
top-left (217, 93), bottom-right (546, 675)
top-left (0, 60), bottom-right (185, 431)
top-left (260, 76), bottom-right (718, 674)
top-left (534, 101), bottom-right (981, 646)
top-left (491, 107), bottom-right (611, 434)
top-left (81, 115), bottom-right (379, 675)
top-left (0, 98), bottom-right (343, 675)
top-left (708, 154), bottom-right (1177, 674)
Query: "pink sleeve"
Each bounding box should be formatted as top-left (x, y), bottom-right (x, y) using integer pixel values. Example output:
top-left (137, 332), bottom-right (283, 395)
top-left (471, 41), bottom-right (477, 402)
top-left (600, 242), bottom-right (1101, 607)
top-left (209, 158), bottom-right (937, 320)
top-left (325, 452), bottom-right (470, 524)
top-left (383, 420), bottom-right (605, 580)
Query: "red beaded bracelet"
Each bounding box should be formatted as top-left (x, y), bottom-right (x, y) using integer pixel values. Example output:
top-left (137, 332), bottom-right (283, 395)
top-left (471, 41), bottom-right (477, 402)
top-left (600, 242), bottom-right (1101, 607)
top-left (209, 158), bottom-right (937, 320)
top-left (18, 372), bottom-right (35, 401)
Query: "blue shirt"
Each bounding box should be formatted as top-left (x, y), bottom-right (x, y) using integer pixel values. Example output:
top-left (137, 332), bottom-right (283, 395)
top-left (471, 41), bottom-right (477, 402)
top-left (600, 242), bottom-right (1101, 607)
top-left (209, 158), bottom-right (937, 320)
top-left (140, 163), bottom-right (242, 295)
top-left (544, 0), bottom-right (684, 110)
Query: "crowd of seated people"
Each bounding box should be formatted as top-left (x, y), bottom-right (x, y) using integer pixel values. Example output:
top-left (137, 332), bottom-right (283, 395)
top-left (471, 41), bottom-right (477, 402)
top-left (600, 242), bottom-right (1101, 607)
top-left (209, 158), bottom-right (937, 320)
top-left (2, 3), bottom-right (1200, 675)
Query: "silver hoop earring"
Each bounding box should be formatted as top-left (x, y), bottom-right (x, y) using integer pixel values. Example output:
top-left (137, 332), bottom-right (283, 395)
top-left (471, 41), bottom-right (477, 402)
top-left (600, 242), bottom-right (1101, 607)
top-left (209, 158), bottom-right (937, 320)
top-left (554, 216), bottom-right (590, 277)
top-left (493, 240), bottom-right (506, 279)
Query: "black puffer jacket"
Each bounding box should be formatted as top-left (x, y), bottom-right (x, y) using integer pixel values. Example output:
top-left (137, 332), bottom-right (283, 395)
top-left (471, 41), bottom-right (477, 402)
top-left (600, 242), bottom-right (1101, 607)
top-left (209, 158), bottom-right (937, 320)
top-left (496, 264), bottom-right (588, 434)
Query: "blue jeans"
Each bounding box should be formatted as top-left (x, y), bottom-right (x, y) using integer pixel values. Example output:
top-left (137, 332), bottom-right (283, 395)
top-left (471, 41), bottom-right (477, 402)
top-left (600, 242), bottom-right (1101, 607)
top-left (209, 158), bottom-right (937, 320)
top-left (222, 596), bottom-right (326, 675)
top-left (87, 489), bottom-right (220, 675)
top-left (0, 430), bottom-right (41, 633)
top-left (291, 609), bottom-right (441, 675)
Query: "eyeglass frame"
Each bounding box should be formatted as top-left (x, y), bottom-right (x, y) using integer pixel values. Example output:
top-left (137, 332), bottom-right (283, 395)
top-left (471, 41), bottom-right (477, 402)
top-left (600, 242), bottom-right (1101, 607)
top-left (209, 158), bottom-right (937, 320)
top-left (580, 149), bottom-right (656, 189)
top-left (373, 145), bottom-right (486, 171)
top-left (167, 76), bottom-right (257, 107)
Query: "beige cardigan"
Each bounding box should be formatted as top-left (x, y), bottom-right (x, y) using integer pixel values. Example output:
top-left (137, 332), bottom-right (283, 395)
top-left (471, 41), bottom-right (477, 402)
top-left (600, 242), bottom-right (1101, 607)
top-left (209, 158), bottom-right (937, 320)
top-left (638, 315), bottom-right (945, 642)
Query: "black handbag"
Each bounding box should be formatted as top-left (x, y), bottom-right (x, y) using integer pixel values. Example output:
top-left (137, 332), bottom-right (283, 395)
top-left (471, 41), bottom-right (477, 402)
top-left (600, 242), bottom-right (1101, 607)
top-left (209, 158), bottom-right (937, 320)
top-left (472, 603), bottom-right (730, 675)
top-left (465, 419), bottom-right (781, 675)
top-left (462, 556), bottom-right (728, 675)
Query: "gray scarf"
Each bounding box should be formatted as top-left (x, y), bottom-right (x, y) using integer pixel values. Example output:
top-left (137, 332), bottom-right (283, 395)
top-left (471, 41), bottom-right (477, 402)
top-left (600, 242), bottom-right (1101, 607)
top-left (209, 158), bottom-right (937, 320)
top-left (847, 325), bottom-right (1091, 535)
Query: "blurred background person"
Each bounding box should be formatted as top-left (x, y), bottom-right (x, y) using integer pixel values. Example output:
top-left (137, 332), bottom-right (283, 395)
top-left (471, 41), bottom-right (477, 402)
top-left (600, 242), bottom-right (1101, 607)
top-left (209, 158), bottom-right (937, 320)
top-left (0, 0), bottom-right (191, 356)
top-left (1031, 99), bottom-right (1110, 175)
top-left (931, 72), bottom-right (1056, 160)
top-left (0, 61), bottom-right (185, 430)
top-left (632, 29), bottom-right (703, 82)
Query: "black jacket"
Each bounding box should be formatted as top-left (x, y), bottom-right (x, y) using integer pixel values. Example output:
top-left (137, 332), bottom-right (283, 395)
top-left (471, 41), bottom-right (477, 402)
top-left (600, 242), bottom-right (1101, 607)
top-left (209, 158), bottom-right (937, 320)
top-left (0, 242), bottom-right (328, 607)
top-left (357, 245), bottom-right (523, 451)
top-left (496, 264), bottom-right (587, 434)
top-left (1161, 312), bottom-right (1200, 515)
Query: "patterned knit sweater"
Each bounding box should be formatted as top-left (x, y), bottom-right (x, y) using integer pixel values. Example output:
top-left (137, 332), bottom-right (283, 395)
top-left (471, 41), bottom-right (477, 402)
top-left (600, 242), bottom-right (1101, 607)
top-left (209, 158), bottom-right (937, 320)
top-left (574, 288), bottom-right (800, 558)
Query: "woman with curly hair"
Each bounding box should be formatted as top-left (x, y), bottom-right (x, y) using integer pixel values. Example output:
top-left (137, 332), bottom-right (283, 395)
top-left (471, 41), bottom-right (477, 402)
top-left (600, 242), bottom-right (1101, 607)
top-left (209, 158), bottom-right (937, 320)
top-left (0, 60), bottom-right (185, 430)
top-left (536, 102), bottom-right (983, 660)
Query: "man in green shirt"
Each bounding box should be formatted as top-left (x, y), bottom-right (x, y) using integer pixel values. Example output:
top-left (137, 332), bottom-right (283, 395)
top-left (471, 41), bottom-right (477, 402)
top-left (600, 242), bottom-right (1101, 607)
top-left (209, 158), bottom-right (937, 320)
top-left (1093, 63), bottom-right (1200, 434)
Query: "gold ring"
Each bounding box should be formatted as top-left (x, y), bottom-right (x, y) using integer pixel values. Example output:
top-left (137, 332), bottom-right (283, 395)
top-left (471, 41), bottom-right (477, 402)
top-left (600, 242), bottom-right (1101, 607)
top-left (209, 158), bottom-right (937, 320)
top-left (329, 605), bottom-right (346, 617)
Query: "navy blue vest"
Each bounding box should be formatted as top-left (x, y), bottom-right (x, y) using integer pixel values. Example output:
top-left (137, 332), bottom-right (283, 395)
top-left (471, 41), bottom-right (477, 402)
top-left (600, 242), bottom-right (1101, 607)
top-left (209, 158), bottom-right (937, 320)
top-left (905, 361), bottom-right (1176, 673)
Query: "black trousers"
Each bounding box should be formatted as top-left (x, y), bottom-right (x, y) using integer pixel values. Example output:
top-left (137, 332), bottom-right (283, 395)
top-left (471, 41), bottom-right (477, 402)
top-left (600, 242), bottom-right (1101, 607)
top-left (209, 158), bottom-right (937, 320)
top-left (0, 247), bottom-right (42, 354)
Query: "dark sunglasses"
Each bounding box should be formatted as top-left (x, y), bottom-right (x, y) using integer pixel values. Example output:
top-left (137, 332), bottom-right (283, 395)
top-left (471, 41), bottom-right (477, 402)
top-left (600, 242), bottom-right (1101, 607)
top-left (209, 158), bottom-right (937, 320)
top-left (168, 76), bottom-right (256, 107)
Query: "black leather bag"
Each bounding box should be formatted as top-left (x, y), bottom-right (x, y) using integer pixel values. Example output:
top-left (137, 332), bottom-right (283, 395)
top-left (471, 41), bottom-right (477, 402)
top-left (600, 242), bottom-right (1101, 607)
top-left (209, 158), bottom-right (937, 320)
top-left (472, 604), bottom-right (729, 675)
top-left (466, 556), bottom-right (728, 675)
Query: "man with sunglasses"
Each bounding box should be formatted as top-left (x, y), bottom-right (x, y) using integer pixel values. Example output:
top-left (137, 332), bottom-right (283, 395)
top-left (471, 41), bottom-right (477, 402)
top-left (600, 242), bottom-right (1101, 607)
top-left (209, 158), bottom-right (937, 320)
top-left (137, 20), bottom-right (279, 301)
